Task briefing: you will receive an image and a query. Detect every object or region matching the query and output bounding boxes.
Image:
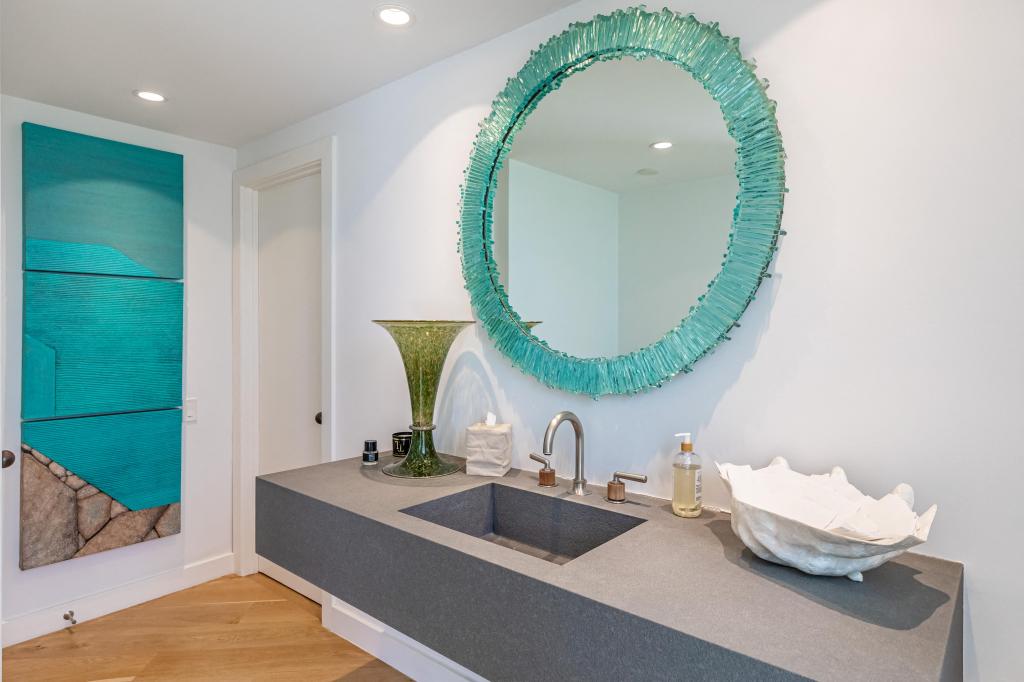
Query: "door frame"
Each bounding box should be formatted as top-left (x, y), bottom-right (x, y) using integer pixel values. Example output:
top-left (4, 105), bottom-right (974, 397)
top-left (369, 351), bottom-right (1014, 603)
top-left (232, 137), bottom-right (337, 576)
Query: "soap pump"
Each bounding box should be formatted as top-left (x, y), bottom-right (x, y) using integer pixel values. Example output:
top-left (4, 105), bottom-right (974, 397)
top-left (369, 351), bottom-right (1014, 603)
top-left (671, 432), bottom-right (702, 518)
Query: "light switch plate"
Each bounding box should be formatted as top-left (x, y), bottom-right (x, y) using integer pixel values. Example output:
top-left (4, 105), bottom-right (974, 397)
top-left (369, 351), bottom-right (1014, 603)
top-left (184, 397), bottom-right (198, 423)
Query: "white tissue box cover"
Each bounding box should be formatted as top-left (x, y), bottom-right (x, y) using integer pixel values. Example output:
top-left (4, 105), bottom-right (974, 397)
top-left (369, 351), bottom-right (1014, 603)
top-left (464, 422), bottom-right (512, 477)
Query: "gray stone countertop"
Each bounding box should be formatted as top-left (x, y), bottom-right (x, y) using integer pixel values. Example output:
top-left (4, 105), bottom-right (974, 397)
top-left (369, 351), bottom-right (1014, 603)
top-left (260, 456), bottom-right (963, 680)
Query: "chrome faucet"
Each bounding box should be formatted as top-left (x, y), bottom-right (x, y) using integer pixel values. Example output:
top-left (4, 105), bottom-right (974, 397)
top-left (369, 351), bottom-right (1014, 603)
top-left (542, 411), bottom-right (589, 496)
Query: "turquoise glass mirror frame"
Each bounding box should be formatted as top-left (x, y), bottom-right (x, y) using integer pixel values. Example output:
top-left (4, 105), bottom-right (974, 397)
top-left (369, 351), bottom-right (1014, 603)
top-left (459, 8), bottom-right (786, 397)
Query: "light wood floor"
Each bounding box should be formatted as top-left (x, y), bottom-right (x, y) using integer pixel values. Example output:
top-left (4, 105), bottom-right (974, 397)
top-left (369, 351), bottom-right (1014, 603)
top-left (3, 574), bottom-right (409, 682)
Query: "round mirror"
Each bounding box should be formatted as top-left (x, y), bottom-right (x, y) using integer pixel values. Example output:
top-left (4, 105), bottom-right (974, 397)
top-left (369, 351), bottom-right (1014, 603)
top-left (460, 9), bottom-right (786, 396)
top-left (491, 56), bottom-right (737, 357)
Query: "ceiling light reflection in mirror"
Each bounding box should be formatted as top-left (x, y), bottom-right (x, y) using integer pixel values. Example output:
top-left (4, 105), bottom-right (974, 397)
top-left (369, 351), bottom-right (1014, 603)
top-left (134, 90), bottom-right (166, 102)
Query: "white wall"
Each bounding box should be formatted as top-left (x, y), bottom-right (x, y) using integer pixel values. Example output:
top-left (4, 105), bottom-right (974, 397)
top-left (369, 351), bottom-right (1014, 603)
top-left (1, 96), bottom-right (236, 643)
top-left (507, 160), bottom-right (619, 357)
top-left (618, 173), bottom-right (736, 350)
top-left (237, 0), bottom-right (1023, 678)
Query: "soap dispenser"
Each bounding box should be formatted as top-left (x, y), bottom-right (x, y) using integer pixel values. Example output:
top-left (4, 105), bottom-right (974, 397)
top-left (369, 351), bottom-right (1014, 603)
top-left (671, 433), bottom-right (702, 518)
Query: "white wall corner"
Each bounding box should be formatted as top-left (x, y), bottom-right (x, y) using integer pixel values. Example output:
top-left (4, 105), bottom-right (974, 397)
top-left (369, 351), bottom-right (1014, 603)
top-left (1, 551), bottom-right (234, 647)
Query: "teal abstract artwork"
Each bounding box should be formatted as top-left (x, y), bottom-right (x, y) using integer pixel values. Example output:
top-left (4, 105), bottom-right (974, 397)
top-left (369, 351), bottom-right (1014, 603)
top-left (20, 123), bottom-right (183, 569)
top-left (22, 410), bottom-right (182, 511)
top-left (22, 272), bottom-right (183, 419)
top-left (22, 123), bottom-right (183, 279)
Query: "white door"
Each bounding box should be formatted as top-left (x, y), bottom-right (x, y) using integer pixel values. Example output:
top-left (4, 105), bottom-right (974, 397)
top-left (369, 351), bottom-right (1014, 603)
top-left (255, 172), bottom-right (324, 603)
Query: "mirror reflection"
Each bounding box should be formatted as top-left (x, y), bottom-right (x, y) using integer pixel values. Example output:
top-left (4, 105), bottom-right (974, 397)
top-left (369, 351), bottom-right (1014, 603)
top-left (491, 56), bottom-right (737, 358)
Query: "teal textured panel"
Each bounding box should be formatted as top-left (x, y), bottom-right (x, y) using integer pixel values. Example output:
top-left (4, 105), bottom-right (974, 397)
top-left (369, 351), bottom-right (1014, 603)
top-left (22, 410), bottom-right (182, 510)
top-left (22, 122), bottom-right (183, 278)
top-left (22, 272), bottom-right (183, 419)
top-left (21, 334), bottom-right (56, 417)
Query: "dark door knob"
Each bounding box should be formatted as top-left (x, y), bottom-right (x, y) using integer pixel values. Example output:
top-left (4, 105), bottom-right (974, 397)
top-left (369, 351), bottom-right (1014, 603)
top-left (314, 412), bottom-right (322, 425)
top-left (2, 450), bottom-right (15, 468)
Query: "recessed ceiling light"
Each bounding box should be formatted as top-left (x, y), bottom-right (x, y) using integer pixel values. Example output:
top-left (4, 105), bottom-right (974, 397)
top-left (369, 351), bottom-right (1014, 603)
top-left (134, 90), bottom-right (166, 103)
top-left (650, 141), bottom-right (673, 150)
top-left (377, 4), bottom-right (413, 26)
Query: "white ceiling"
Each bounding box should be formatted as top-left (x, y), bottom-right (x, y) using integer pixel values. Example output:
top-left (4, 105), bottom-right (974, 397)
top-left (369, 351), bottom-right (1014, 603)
top-left (508, 57), bottom-right (736, 193)
top-left (1, 0), bottom-right (577, 147)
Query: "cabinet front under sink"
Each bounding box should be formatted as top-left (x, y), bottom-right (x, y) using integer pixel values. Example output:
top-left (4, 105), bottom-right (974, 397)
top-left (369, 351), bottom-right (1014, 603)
top-left (400, 483), bottom-right (645, 564)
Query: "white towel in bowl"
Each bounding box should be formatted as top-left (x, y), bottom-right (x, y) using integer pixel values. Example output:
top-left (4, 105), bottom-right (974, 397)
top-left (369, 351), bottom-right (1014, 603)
top-left (464, 418), bottom-right (512, 477)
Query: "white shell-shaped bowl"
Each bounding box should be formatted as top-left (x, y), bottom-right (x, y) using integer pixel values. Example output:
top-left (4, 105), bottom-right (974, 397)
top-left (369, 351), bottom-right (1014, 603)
top-left (716, 457), bottom-right (937, 582)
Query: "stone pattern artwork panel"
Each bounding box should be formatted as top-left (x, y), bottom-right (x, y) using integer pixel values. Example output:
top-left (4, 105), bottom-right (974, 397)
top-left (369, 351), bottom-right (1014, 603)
top-left (21, 410), bottom-right (181, 511)
top-left (20, 123), bottom-right (183, 569)
top-left (20, 445), bottom-right (180, 570)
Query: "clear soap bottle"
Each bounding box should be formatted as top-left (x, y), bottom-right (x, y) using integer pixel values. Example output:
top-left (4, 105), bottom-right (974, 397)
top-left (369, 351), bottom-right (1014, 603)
top-left (671, 432), bottom-right (702, 518)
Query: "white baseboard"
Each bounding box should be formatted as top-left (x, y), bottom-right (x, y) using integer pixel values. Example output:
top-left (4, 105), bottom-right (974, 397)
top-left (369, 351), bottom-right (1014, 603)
top-left (1, 551), bottom-right (235, 647)
top-left (257, 556), bottom-right (322, 604)
top-left (322, 594), bottom-right (486, 682)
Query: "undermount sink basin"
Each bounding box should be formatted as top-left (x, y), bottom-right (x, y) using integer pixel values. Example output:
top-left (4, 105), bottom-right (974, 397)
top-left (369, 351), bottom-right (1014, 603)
top-left (400, 483), bottom-right (645, 564)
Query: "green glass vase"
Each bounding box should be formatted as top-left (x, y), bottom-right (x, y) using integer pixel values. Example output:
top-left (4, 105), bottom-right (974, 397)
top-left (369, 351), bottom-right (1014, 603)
top-left (373, 320), bottom-right (474, 478)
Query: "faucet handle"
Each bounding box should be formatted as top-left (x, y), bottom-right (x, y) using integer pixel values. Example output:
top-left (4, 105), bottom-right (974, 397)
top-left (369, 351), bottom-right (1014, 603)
top-left (606, 471), bottom-right (647, 504)
top-left (529, 453), bottom-right (557, 488)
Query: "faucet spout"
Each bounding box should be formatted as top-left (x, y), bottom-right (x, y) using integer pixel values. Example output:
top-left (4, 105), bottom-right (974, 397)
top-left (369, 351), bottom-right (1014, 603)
top-left (542, 411), bottom-right (589, 496)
